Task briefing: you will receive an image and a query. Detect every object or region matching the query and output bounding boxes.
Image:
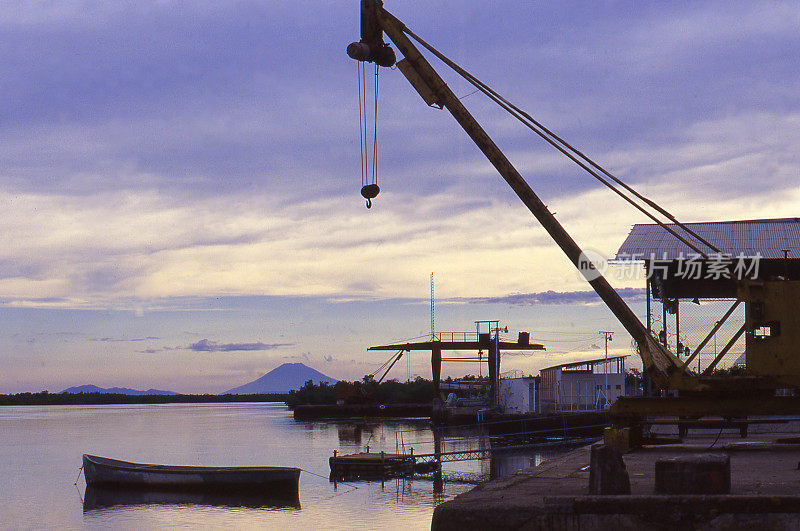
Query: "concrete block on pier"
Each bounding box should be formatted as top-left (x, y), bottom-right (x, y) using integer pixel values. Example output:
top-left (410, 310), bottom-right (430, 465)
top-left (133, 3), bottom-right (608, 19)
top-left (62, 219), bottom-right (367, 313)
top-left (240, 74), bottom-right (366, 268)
top-left (655, 453), bottom-right (730, 494)
top-left (589, 443), bottom-right (630, 495)
top-left (603, 426), bottom-right (642, 454)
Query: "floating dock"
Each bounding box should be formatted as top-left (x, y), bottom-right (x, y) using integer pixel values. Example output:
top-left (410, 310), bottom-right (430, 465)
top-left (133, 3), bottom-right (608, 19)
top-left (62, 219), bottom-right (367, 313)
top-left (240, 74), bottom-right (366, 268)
top-left (432, 429), bottom-right (800, 529)
top-left (329, 451), bottom-right (416, 479)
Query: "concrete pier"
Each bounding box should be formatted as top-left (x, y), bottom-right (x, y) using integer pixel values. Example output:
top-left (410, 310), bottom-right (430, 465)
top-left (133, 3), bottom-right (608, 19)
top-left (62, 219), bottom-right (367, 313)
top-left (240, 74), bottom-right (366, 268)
top-left (433, 432), bottom-right (800, 530)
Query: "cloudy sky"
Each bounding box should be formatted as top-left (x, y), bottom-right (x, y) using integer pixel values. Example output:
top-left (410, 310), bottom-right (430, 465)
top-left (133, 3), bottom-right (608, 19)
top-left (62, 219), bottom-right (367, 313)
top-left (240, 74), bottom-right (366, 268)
top-left (1, 1), bottom-right (797, 393)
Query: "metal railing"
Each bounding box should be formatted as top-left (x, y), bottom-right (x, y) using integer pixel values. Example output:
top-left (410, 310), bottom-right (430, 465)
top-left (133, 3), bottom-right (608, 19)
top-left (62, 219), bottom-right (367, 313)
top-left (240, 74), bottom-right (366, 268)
top-left (412, 436), bottom-right (600, 465)
top-left (432, 331), bottom-right (480, 342)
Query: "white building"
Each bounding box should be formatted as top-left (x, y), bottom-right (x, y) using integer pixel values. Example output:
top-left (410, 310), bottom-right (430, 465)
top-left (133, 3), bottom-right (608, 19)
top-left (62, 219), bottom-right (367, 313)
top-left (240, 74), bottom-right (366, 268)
top-left (539, 355), bottom-right (628, 412)
top-left (498, 376), bottom-right (538, 414)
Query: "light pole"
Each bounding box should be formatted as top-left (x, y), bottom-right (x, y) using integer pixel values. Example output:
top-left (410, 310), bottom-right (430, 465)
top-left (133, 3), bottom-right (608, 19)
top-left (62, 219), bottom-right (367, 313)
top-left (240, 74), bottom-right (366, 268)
top-left (599, 331), bottom-right (614, 408)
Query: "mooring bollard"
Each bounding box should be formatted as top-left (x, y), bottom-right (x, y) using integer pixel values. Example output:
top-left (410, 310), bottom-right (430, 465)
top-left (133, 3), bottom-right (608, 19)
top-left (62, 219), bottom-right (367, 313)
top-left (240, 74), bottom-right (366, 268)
top-left (589, 443), bottom-right (631, 495)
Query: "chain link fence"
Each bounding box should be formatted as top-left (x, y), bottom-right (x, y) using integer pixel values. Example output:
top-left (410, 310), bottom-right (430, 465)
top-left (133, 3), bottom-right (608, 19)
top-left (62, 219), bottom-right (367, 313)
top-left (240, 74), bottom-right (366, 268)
top-left (649, 297), bottom-right (745, 373)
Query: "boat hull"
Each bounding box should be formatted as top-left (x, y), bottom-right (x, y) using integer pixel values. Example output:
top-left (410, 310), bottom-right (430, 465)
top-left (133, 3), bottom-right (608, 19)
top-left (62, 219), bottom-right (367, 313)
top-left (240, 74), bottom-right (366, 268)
top-left (83, 454), bottom-right (300, 492)
top-left (83, 485), bottom-right (301, 511)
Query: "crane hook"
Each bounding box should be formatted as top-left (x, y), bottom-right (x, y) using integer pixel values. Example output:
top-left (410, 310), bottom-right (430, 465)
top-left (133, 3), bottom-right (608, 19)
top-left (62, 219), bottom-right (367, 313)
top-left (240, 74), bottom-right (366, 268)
top-left (361, 183), bottom-right (380, 210)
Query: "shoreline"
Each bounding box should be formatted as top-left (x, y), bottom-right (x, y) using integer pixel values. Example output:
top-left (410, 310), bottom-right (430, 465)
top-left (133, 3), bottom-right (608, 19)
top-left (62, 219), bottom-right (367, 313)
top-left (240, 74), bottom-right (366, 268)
top-left (0, 392), bottom-right (289, 406)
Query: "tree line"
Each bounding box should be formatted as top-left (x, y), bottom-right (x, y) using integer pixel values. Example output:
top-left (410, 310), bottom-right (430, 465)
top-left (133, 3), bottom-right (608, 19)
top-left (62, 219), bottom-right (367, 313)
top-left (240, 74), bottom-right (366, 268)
top-left (0, 391), bottom-right (289, 406)
top-left (286, 376), bottom-right (436, 407)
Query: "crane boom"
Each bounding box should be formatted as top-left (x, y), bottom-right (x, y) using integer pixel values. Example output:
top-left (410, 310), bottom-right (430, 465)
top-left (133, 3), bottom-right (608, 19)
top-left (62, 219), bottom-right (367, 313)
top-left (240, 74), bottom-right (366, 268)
top-left (353, 1), bottom-right (693, 389)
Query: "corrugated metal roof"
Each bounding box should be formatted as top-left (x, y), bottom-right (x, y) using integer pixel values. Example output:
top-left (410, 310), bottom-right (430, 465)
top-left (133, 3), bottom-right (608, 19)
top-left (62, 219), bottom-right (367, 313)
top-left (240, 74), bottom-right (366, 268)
top-left (541, 354), bottom-right (629, 372)
top-left (616, 218), bottom-right (800, 259)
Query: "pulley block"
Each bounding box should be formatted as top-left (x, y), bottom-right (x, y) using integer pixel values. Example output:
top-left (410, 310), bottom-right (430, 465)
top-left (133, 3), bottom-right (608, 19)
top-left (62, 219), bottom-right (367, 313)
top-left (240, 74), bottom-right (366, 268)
top-left (346, 41), bottom-right (396, 67)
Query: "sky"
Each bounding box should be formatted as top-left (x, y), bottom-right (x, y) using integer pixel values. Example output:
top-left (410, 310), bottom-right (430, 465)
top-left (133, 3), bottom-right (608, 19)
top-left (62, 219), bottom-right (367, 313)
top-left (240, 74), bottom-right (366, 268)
top-left (1, 1), bottom-right (798, 393)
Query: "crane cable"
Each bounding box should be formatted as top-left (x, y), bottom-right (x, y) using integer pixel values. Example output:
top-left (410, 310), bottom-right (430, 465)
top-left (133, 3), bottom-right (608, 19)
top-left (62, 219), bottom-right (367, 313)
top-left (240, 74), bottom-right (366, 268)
top-left (357, 61), bottom-right (381, 209)
top-left (369, 349), bottom-right (406, 384)
top-left (356, 61), bottom-right (367, 191)
top-left (372, 63), bottom-right (380, 193)
top-left (357, 61), bottom-right (367, 190)
top-left (401, 26), bottom-right (721, 259)
top-left (370, 349), bottom-right (404, 378)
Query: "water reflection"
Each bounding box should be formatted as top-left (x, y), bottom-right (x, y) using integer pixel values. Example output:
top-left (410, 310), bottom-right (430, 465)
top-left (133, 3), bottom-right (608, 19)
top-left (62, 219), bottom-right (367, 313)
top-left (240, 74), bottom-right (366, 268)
top-left (337, 423), bottom-right (373, 445)
top-left (489, 452), bottom-right (537, 479)
top-left (83, 486), bottom-right (301, 512)
top-left (1, 404), bottom-right (575, 529)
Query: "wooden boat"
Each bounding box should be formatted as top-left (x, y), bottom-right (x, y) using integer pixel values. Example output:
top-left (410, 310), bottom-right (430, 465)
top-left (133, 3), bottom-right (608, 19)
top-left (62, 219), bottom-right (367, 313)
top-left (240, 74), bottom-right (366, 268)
top-left (82, 454), bottom-right (300, 492)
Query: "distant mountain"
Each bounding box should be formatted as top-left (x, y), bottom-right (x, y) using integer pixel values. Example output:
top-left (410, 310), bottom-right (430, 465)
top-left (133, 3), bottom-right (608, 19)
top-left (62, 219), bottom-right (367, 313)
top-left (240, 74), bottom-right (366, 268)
top-left (60, 385), bottom-right (178, 395)
top-left (225, 363), bottom-right (338, 394)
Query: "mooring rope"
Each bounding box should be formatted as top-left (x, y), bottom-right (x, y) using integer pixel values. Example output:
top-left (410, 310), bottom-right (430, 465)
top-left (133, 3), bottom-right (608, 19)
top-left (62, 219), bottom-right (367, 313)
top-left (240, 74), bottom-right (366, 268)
top-left (705, 425), bottom-right (725, 450)
top-left (300, 467), bottom-right (361, 499)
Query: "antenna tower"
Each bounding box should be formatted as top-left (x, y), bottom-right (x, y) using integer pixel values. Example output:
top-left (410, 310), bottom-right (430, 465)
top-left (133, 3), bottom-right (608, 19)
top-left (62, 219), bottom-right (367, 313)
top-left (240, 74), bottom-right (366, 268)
top-left (430, 272), bottom-right (435, 340)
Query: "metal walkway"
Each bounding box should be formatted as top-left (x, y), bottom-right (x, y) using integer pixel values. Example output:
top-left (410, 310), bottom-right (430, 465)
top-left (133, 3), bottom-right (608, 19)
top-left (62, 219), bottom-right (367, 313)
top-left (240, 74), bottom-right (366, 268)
top-left (411, 436), bottom-right (599, 465)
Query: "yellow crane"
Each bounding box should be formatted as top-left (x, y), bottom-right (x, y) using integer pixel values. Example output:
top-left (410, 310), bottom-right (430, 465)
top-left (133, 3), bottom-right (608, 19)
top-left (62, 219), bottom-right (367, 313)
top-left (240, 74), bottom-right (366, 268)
top-left (346, 1), bottom-right (800, 445)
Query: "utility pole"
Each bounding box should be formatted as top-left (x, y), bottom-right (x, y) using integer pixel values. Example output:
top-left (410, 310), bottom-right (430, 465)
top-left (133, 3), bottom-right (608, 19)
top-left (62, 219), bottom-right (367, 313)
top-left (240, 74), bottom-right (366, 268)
top-left (599, 331), bottom-right (614, 408)
top-left (476, 320), bottom-right (507, 407)
top-left (492, 322), bottom-right (507, 406)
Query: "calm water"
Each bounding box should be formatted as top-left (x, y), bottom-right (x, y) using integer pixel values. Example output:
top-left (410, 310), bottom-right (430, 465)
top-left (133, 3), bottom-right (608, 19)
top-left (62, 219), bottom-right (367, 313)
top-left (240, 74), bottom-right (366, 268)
top-left (0, 403), bottom-right (560, 530)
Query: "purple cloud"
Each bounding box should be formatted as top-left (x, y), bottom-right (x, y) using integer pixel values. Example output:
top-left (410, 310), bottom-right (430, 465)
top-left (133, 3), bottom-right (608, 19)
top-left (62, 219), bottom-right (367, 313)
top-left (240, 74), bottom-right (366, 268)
top-left (187, 339), bottom-right (291, 352)
top-left (466, 288), bottom-right (646, 306)
top-left (93, 337), bottom-right (159, 342)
